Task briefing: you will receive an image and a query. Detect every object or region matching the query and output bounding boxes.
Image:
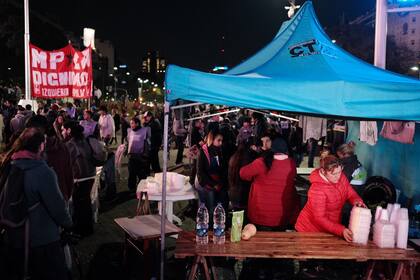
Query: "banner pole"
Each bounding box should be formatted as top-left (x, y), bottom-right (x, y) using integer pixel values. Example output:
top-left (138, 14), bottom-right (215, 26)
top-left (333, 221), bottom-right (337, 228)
top-left (160, 100), bottom-right (170, 280)
top-left (24, 0), bottom-right (31, 100)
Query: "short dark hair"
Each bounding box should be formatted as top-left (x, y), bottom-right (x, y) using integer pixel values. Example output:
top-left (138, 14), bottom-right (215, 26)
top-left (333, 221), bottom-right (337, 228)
top-left (14, 128), bottom-right (45, 153)
top-left (84, 110), bottom-right (93, 117)
top-left (99, 105), bottom-right (108, 113)
top-left (131, 117), bottom-right (141, 126)
top-left (63, 120), bottom-right (84, 140)
top-left (26, 115), bottom-right (48, 132)
top-left (25, 104), bottom-right (32, 110)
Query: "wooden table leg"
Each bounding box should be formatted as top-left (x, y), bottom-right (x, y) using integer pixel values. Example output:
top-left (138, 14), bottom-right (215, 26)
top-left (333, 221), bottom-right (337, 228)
top-left (408, 261), bottom-right (415, 280)
top-left (188, 256), bottom-right (200, 280)
top-left (123, 234), bottom-right (128, 268)
top-left (393, 262), bottom-right (405, 280)
top-left (208, 257), bottom-right (217, 280)
top-left (365, 261), bottom-right (376, 280)
top-left (201, 256), bottom-right (211, 280)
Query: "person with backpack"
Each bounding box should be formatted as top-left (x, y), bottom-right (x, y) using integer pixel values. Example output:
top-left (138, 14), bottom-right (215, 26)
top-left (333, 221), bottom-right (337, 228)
top-left (1, 127), bottom-right (72, 280)
top-left (126, 117), bottom-right (151, 191)
top-left (63, 121), bottom-right (97, 237)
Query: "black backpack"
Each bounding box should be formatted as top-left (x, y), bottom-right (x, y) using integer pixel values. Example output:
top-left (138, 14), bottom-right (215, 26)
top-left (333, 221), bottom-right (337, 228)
top-left (0, 163), bottom-right (39, 279)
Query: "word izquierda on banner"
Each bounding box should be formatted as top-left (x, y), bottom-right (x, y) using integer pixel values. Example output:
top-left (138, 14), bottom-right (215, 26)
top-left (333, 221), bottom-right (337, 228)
top-left (30, 43), bottom-right (93, 99)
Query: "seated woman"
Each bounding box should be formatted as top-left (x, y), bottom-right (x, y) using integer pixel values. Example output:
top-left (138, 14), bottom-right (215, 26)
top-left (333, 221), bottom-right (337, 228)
top-left (240, 137), bottom-right (299, 230)
top-left (196, 129), bottom-right (228, 222)
top-left (336, 141), bottom-right (367, 189)
top-left (295, 155), bottom-right (366, 242)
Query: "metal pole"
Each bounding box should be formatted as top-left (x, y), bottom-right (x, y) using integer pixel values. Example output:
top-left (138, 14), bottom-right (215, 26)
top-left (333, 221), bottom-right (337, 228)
top-left (160, 100), bottom-right (170, 280)
top-left (374, 0), bottom-right (388, 69)
top-left (24, 0), bottom-right (31, 100)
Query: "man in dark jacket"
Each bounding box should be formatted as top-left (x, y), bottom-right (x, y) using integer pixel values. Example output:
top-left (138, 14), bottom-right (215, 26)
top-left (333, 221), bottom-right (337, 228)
top-left (143, 111), bottom-right (162, 172)
top-left (5, 127), bottom-right (72, 280)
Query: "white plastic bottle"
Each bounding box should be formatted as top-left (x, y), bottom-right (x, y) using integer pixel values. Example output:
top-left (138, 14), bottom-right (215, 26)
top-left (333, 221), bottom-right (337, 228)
top-left (213, 203), bottom-right (226, 244)
top-left (196, 203), bottom-right (209, 245)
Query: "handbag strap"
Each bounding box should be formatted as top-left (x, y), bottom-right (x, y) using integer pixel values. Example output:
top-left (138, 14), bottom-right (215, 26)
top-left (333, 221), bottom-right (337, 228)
top-left (389, 121), bottom-right (405, 135)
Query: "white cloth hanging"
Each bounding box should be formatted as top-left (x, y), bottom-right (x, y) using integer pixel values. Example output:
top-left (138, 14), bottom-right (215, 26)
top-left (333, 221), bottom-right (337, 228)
top-left (359, 121), bottom-right (378, 146)
top-left (299, 116), bottom-right (327, 142)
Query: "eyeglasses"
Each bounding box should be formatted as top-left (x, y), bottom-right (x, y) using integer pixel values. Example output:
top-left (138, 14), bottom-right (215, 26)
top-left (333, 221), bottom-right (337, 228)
top-left (327, 166), bottom-right (343, 176)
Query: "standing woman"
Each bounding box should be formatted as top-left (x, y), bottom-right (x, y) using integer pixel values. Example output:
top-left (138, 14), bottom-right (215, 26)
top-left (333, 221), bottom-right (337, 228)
top-left (240, 138), bottom-right (299, 230)
top-left (53, 112), bottom-right (66, 141)
top-left (126, 117), bottom-right (151, 191)
top-left (63, 121), bottom-right (96, 237)
top-left (295, 155), bottom-right (366, 242)
top-left (196, 129), bottom-right (228, 222)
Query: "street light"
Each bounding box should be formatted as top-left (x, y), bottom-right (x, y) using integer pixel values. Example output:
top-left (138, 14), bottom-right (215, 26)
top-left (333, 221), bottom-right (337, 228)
top-left (113, 66), bottom-right (118, 71)
top-left (410, 65), bottom-right (420, 79)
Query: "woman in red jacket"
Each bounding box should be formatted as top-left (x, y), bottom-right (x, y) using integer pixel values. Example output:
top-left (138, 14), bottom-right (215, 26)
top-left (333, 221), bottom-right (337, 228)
top-left (240, 137), bottom-right (299, 230)
top-left (295, 155), bottom-right (366, 242)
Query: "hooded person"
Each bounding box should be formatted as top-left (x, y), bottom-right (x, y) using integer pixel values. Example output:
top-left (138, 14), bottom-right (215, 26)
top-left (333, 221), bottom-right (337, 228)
top-left (4, 127), bottom-right (72, 280)
top-left (240, 137), bottom-right (299, 230)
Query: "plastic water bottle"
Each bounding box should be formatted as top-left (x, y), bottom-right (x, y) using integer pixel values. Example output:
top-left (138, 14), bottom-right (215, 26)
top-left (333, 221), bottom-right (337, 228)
top-left (213, 203), bottom-right (226, 244)
top-left (196, 203), bottom-right (209, 245)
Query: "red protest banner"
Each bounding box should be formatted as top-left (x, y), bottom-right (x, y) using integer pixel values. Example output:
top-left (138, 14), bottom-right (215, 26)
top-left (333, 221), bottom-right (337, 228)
top-left (30, 43), bottom-right (93, 99)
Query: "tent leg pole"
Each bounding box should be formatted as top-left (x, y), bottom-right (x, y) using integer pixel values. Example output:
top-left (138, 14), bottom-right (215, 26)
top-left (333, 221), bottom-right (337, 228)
top-left (160, 101), bottom-right (170, 280)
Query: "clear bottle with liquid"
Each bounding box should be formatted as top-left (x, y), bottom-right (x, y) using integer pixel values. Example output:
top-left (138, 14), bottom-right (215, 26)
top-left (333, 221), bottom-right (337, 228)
top-left (196, 203), bottom-right (209, 245)
top-left (213, 203), bottom-right (226, 244)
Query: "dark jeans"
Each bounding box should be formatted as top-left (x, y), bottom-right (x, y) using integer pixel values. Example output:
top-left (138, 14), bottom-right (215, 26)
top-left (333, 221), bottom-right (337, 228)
top-left (128, 156), bottom-right (150, 191)
top-left (5, 241), bottom-right (69, 280)
top-left (73, 179), bottom-right (94, 236)
top-left (150, 147), bottom-right (161, 173)
top-left (307, 138), bottom-right (318, 168)
top-left (175, 136), bottom-right (185, 164)
top-left (196, 185), bottom-right (228, 227)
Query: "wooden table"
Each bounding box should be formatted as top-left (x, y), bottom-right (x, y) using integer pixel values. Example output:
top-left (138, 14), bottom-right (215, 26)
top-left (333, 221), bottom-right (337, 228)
top-left (175, 231), bottom-right (420, 280)
top-left (115, 215), bottom-right (182, 278)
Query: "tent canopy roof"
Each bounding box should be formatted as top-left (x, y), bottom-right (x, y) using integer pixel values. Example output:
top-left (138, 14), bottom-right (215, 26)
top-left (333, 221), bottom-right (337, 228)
top-left (165, 1), bottom-right (420, 121)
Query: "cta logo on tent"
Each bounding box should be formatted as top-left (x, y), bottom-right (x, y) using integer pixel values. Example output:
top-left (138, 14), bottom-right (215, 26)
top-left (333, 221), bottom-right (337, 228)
top-left (288, 39), bottom-right (319, 58)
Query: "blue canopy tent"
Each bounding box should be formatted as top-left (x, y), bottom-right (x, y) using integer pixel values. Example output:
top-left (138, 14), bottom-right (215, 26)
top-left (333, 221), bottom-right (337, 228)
top-left (165, 1), bottom-right (420, 121)
top-left (159, 1), bottom-right (420, 278)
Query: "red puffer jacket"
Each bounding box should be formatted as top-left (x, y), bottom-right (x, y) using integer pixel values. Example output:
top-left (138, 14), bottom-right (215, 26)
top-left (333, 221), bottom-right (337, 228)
top-left (240, 157), bottom-right (299, 227)
top-left (295, 169), bottom-right (363, 237)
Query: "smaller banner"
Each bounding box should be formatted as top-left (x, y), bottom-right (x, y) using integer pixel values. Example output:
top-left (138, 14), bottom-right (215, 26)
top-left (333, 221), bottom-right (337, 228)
top-left (30, 43), bottom-right (93, 99)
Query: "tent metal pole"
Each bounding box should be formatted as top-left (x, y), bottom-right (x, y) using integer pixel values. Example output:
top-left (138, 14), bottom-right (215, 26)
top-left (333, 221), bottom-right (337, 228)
top-left (171, 102), bottom-right (202, 110)
top-left (160, 101), bottom-right (170, 280)
top-left (187, 108), bottom-right (240, 121)
top-left (248, 109), bottom-right (299, 122)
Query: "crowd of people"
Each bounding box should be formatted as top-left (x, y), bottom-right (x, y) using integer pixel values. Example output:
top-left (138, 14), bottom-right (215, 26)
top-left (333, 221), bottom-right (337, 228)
top-left (0, 99), bottom-right (370, 279)
top-left (0, 98), bottom-right (165, 279)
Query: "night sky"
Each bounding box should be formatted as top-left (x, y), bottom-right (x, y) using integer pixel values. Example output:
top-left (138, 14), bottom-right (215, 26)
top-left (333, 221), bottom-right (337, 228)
top-left (31, 0), bottom-right (376, 71)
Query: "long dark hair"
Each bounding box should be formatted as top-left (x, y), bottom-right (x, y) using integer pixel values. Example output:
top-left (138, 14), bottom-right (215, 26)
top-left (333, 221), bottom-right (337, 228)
top-left (228, 143), bottom-right (248, 188)
top-left (262, 150), bottom-right (275, 171)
